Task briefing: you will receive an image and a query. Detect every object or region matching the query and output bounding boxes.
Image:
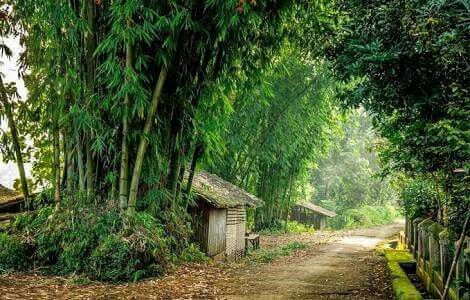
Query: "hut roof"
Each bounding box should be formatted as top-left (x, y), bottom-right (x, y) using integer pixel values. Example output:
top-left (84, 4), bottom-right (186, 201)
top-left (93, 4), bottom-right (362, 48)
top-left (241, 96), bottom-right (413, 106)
top-left (0, 184), bottom-right (23, 208)
top-left (190, 170), bottom-right (263, 208)
top-left (296, 202), bottom-right (337, 217)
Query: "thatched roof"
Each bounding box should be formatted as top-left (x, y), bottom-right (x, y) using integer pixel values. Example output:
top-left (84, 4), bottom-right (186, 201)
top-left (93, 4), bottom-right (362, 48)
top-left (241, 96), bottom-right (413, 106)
top-left (296, 202), bottom-right (336, 217)
top-left (0, 184), bottom-right (24, 208)
top-left (190, 170), bottom-right (263, 208)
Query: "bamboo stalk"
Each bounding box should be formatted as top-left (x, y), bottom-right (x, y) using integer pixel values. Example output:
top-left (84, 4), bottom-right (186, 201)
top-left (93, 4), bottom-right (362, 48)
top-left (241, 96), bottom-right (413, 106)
top-left (119, 25), bottom-right (132, 211)
top-left (127, 67), bottom-right (168, 216)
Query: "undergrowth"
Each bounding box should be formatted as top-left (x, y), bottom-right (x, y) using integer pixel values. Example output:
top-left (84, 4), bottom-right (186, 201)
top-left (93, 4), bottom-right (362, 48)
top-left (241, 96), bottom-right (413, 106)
top-left (0, 195), bottom-right (206, 282)
top-left (258, 220), bottom-right (314, 235)
top-left (328, 205), bottom-right (400, 229)
top-left (249, 241), bottom-right (308, 263)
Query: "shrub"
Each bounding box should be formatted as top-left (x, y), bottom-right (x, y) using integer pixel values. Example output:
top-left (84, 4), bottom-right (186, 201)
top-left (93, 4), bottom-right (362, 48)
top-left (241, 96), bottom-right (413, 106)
top-left (285, 220), bottom-right (315, 234)
top-left (258, 220), bottom-right (315, 235)
top-left (89, 235), bottom-right (142, 282)
top-left (400, 178), bottom-right (438, 220)
top-left (0, 233), bottom-right (29, 272)
top-left (329, 205), bottom-right (400, 229)
top-left (178, 243), bottom-right (208, 263)
top-left (253, 241), bottom-right (308, 263)
top-left (0, 199), bottom-right (197, 282)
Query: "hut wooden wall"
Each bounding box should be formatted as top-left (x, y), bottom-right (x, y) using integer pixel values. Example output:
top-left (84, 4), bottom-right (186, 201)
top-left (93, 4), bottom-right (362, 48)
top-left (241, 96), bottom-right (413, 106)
top-left (226, 205), bottom-right (246, 259)
top-left (191, 201), bottom-right (227, 257)
top-left (291, 206), bottom-right (327, 230)
top-left (207, 208), bottom-right (227, 256)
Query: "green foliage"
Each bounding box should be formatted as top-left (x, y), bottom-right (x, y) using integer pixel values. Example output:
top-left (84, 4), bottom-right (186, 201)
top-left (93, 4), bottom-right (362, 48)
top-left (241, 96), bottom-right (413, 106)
top-left (329, 205), bottom-right (399, 230)
top-left (332, 0), bottom-right (469, 229)
top-left (399, 177), bottom-right (438, 220)
top-left (0, 232), bottom-right (29, 272)
top-left (252, 241), bottom-right (308, 263)
top-left (285, 221), bottom-right (315, 234)
top-left (178, 243), bottom-right (208, 263)
top-left (1, 201), bottom-right (199, 282)
top-left (258, 220), bottom-right (314, 235)
top-left (89, 233), bottom-right (165, 283)
top-left (204, 45), bottom-right (337, 230)
top-left (310, 110), bottom-right (400, 229)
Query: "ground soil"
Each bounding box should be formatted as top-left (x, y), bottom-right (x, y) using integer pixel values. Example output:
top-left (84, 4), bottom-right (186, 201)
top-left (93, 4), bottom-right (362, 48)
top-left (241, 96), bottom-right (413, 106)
top-left (0, 222), bottom-right (403, 299)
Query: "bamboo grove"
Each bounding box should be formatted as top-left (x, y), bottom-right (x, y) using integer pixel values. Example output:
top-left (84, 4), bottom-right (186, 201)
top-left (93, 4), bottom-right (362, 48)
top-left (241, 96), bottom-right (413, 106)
top-left (1, 1), bottom-right (294, 213)
top-left (0, 0), bottom-right (468, 282)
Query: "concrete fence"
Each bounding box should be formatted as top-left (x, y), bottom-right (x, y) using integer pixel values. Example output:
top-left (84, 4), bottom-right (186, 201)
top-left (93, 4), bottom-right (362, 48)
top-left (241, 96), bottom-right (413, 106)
top-left (403, 217), bottom-right (470, 300)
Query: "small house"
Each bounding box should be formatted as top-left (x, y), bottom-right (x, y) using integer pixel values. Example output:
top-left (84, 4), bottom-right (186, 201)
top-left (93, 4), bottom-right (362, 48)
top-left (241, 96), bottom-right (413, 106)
top-left (290, 202), bottom-right (336, 230)
top-left (0, 184), bottom-right (24, 213)
top-left (189, 170), bottom-right (263, 260)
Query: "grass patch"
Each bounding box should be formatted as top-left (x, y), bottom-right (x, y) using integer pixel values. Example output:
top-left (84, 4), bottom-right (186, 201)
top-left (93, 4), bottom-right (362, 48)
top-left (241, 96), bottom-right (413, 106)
top-left (249, 241), bottom-right (308, 263)
top-left (258, 221), bottom-right (315, 235)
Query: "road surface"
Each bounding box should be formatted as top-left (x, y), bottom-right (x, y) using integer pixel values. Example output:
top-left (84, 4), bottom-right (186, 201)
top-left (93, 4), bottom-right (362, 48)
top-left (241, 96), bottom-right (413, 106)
top-left (224, 221), bottom-right (404, 299)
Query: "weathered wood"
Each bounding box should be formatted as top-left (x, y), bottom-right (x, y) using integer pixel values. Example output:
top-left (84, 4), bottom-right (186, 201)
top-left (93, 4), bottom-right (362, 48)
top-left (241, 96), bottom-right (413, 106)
top-left (226, 206), bottom-right (246, 259)
top-left (206, 208), bottom-right (227, 256)
top-left (245, 233), bottom-right (260, 251)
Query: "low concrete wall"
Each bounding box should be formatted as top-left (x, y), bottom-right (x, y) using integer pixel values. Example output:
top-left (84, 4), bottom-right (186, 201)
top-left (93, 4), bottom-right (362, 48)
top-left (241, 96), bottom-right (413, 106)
top-left (403, 217), bottom-right (470, 300)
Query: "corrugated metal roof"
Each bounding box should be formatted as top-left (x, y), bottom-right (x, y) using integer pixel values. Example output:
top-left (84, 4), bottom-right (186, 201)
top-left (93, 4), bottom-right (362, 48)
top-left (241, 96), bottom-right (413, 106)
top-left (296, 202), bottom-right (337, 217)
top-left (190, 170), bottom-right (264, 208)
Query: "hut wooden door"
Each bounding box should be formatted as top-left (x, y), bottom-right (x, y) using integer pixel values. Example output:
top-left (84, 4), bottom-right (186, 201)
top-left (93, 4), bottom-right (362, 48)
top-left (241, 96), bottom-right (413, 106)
top-left (207, 208), bottom-right (227, 256)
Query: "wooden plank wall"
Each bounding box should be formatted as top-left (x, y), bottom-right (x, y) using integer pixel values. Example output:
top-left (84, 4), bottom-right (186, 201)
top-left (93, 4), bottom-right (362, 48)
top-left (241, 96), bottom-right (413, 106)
top-left (206, 208), bottom-right (227, 256)
top-left (290, 206), bottom-right (326, 229)
top-left (226, 206), bottom-right (246, 259)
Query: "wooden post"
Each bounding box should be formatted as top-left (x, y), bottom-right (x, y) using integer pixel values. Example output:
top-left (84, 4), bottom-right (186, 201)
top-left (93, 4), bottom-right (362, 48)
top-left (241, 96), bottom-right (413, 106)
top-left (414, 218), bottom-right (424, 258)
top-left (442, 212), bottom-right (469, 300)
top-left (439, 229), bottom-right (451, 283)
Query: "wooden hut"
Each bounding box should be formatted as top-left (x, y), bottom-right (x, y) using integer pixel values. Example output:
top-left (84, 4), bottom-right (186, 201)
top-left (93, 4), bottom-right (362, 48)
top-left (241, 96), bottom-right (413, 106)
top-left (189, 171), bottom-right (263, 260)
top-left (0, 184), bottom-right (24, 213)
top-left (290, 202), bottom-right (336, 230)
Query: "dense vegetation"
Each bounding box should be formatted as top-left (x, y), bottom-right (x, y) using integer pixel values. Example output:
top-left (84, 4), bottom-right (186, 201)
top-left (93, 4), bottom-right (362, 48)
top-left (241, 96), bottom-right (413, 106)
top-left (0, 0), bottom-right (467, 282)
top-left (332, 0), bottom-right (469, 232)
top-left (310, 110), bottom-right (399, 229)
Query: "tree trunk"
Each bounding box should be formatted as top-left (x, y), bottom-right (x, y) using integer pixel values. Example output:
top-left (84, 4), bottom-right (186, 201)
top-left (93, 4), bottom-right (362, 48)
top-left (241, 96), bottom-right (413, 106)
top-left (185, 143), bottom-right (203, 193)
top-left (53, 116), bottom-right (61, 209)
top-left (76, 135), bottom-right (86, 192)
top-left (119, 34), bottom-right (132, 211)
top-left (66, 134), bottom-right (75, 191)
top-left (85, 137), bottom-right (94, 196)
top-left (127, 67), bottom-right (168, 216)
top-left (61, 131), bottom-right (68, 189)
top-left (84, 0), bottom-right (95, 197)
top-left (0, 78), bottom-right (30, 209)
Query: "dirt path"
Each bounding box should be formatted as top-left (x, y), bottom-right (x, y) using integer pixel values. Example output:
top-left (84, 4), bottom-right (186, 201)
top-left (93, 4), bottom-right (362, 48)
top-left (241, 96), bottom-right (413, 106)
top-left (0, 222), bottom-right (402, 299)
top-left (223, 222), bottom-right (403, 299)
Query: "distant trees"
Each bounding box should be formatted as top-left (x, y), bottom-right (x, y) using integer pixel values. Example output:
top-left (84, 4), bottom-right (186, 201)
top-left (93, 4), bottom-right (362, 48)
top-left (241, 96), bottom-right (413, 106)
top-left (204, 47), bottom-right (336, 229)
top-left (309, 110), bottom-right (399, 228)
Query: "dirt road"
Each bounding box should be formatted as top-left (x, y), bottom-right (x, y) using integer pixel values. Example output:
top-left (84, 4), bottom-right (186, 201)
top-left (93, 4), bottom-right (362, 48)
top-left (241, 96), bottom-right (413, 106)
top-left (0, 222), bottom-right (403, 299)
top-left (224, 221), bottom-right (404, 299)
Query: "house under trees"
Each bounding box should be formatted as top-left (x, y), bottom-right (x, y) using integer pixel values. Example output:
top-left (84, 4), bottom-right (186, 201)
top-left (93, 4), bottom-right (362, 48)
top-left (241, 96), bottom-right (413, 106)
top-left (291, 202), bottom-right (336, 230)
top-left (189, 171), bottom-right (263, 260)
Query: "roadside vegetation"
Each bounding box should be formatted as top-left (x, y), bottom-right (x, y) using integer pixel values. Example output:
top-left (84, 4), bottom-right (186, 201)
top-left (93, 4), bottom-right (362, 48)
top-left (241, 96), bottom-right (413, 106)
top-left (0, 0), bottom-right (467, 288)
